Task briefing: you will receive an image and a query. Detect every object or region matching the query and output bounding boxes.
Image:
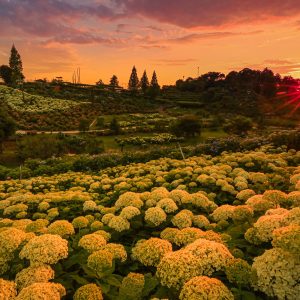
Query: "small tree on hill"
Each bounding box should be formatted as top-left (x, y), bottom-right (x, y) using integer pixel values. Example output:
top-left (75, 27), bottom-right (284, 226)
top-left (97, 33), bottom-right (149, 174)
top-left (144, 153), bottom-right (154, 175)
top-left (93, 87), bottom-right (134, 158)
top-left (79, 119), bottom-right (90, 132)
top-left (0, 65), bottom-right (13, 85)
top-left (223, 116), bottom-right (253, 136)
top-left (96, 79), bottom-right (105, 87)
top-left (128, 66), bottom-right (139, 91)
top-left (0, 110), bottom-right (16, 153)
top-left (109, 75), bottom-right (119, 91)
top-left (171, 115), bottom-right (201, 137)
top-left (9, 44), bottom-right (24, 85)
top-left (109, 118), bottom-right (121, 135)
top-left (140, 70), bottom-right (149, 93)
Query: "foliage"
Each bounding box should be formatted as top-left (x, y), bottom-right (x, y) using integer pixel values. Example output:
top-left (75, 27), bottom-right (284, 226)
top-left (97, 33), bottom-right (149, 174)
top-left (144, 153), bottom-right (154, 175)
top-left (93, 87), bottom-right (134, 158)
top-left (109, 75), bottom-right (119, 91)
top-left (16, 134), bottom-right (105, 161)
top-left (171, 115), bottom-right (202, 137)
top-left (79, 119), bottom-right (90, 132)
top-left (0, 110), bottom-right (15, 153)
top-left (0, 147), bottom-right (299, 299)
top-left (128, 66), bottom-right (139, 91)
top-left (0, 65), bottom-right (13, 85)
top-left (223, 116), bottom-right (253, 136)
top-left (9, 44), bottom-right (24, 85)
top-left (140, 71), bottom-right (149, 93)
top-left (109, 118), bottom-right (121, 135)
top-left (115, 133), bottom-right (182, 147)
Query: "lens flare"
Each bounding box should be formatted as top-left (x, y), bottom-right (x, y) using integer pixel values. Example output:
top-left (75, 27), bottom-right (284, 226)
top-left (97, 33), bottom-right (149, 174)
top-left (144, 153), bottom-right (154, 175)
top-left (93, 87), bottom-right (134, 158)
top-left (275, 82), bottom-right (300, 115)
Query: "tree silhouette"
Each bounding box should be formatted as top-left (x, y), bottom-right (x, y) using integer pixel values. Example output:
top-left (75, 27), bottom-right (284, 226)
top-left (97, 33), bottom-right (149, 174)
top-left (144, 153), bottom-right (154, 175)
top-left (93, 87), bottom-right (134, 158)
top-left (140, 70), bottom-right (149, 93)
top-left (128, 66), bottom-right (139, 91)
top-left (9, 44), bottom-right (24, 85)
top-left (149, 70), bottom-right (160, 98)
top-left (96, 79), bottom-right (104, 87)
top-left (150, 70), bottom-right (160, 88)
top-left (109, 75), bottom-right (119, 91)
top-left (0, 65), bottom-right (13, 85)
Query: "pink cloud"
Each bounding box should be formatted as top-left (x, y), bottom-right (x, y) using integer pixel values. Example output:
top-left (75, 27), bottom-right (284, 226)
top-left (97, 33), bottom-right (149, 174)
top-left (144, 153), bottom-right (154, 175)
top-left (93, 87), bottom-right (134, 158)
top-left (117, 0), bottom-right (300, 28)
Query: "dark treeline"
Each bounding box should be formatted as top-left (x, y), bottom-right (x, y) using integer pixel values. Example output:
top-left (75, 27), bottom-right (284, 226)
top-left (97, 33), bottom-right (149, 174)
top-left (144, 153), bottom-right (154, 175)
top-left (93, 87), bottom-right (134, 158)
top-left (175, 69), bottom-right (299, 96)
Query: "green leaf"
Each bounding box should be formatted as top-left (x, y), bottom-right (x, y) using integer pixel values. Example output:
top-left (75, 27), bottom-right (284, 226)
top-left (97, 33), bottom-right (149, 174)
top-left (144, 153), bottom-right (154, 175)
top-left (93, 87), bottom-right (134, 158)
top-left (82, 264), bottom-right (98, 278)
top-left (63, 252), bottom-right (87, 269)
top-left (142, 273), bottom-right (159, 297)
top-left (240, 290), bottom-right (257, 300)
top-left (99, 282), bottom-right (111, 294)
top-left (103, 274), bottom-right (122, 287)
top-left (70, 275), bottom-right (90, 285)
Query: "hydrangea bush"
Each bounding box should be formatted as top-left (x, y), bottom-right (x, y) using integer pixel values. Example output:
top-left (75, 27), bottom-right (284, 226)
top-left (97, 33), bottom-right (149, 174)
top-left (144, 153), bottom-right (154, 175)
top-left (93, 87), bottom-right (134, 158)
top-left (0, 148), bottom-right (299, 299)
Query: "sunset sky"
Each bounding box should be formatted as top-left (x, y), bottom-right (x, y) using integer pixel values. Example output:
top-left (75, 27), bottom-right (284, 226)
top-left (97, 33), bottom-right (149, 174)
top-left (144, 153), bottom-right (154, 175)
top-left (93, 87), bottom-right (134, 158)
top-left (1, 0), bottom-right (300, 86)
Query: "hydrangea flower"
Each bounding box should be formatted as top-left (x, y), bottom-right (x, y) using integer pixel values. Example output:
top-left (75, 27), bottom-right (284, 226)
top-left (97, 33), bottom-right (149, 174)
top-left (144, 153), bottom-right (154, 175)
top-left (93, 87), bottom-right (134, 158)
top-left (0, 227), bottom-right (27, 256)
top-left (16, 282), bottom-right (66, 300)
top-left (179, 276), bottom-right (234, 300)
top-left (0, 278), bottom-right (16, 300)
top-left (156, 250), bottom-right (200, 289)
top-left (132, 238), bottom-right (172, 266)
top-left (115, 192), bottom-right (143, 210)
top-left (252, 248), bottom-right (300, 299)
top-left (78, 234), bottom-right (107, 253)
top-left (157, 198), bottom-right (178, 213)
top-left (108, 216), bottom-right (130, 232)
top-left (120, 206), bottom-right (141, 220)
top-left (160, 227), bottom-right (180, 244)
top-left (72, 216), bottom-right (89, 229)
top-left (144, 207), bottom-right (167, 226)
top-left (15, 265), bottom-right (55, 291)
top-left (211, 205), bottom-right (235, 222)
top-left (19, 234), bottom-right (68, 265)
top-left (171, 210), bottom-right (193, 229)
top-left (73, 284), bottom-right (103, 300)
top-left (225, 258), bottom-right (251, 287)
top-left (104, 243), bottom-right (127, 262)
top-left (87, 250), bottom-right (113, 276)
top-left (25, 219), bottom-right (49, 233)
top-left (272, 224), bottom-right (300, 255)
top-left (119, 273), bottom-right (145, 300)
top-left (47, 220), bottom-right (75, 237)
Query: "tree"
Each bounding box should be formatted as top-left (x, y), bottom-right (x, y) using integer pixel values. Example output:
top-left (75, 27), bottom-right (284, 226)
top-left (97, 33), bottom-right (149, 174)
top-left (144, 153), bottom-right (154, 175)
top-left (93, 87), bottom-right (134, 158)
top-left (109, 118), bottom-right (121, 135)
top-left (96, 79), bottom-right (105, 87)
top-left (140, 70), bottom-right (149, 93)
top-left (170, 115), bottom-right (201, 137)
top-left (223, 116), bottom-right (253, 136)
top-left (0, 110), bottom-right (16, 153)
top-left (109, 75), bottom-right (119, 91)
top-left (79, 119), bottom-right (90, 132)
top-left (149, 70), bottom-right (160, 98)
top-left (0, 65), bottom-right (13, 85)
top-left (128, 66), bottom-right (139, 91)
top-left (9, 44), bottom-right (24, 85)
top-left (150, 71), bottom-right (160, 88)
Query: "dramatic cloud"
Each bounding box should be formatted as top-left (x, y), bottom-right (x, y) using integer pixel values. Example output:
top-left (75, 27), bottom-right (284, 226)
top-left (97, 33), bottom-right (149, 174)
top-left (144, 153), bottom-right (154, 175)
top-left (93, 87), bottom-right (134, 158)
top-left (242, 60), bottom-right (300, 75)
top-left (118, 0), bottom-right (300, 28)
top-left (0, 0), bottom-right (119, 38)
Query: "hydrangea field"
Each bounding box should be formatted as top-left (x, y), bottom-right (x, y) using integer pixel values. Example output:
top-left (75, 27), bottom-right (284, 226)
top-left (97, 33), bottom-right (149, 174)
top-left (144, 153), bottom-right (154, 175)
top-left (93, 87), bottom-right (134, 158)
top-left (0, 146), bottom-right (299, 299)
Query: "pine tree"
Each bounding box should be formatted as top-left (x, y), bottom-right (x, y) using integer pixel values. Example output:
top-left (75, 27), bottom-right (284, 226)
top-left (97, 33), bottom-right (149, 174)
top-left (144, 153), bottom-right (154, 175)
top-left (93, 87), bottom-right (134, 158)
top-left (110, 75), bottom-right (119, 91)
top-left (128, 66), bottom-right (139, 91)
top-left (140, 70), bottom-right (149, 93)
top-left (149, 71), bottom-right (160, 99)
top-left (150, 70), bottom-right (160, 88)
top-left (9, 44), bottom-right (24, 85)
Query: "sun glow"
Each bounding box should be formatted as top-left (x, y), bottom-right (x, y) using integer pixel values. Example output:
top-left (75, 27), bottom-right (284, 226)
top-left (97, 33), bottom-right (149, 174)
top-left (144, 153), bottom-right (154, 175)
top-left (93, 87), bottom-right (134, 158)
top-left (276, 82), bottom-right (300, 115)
